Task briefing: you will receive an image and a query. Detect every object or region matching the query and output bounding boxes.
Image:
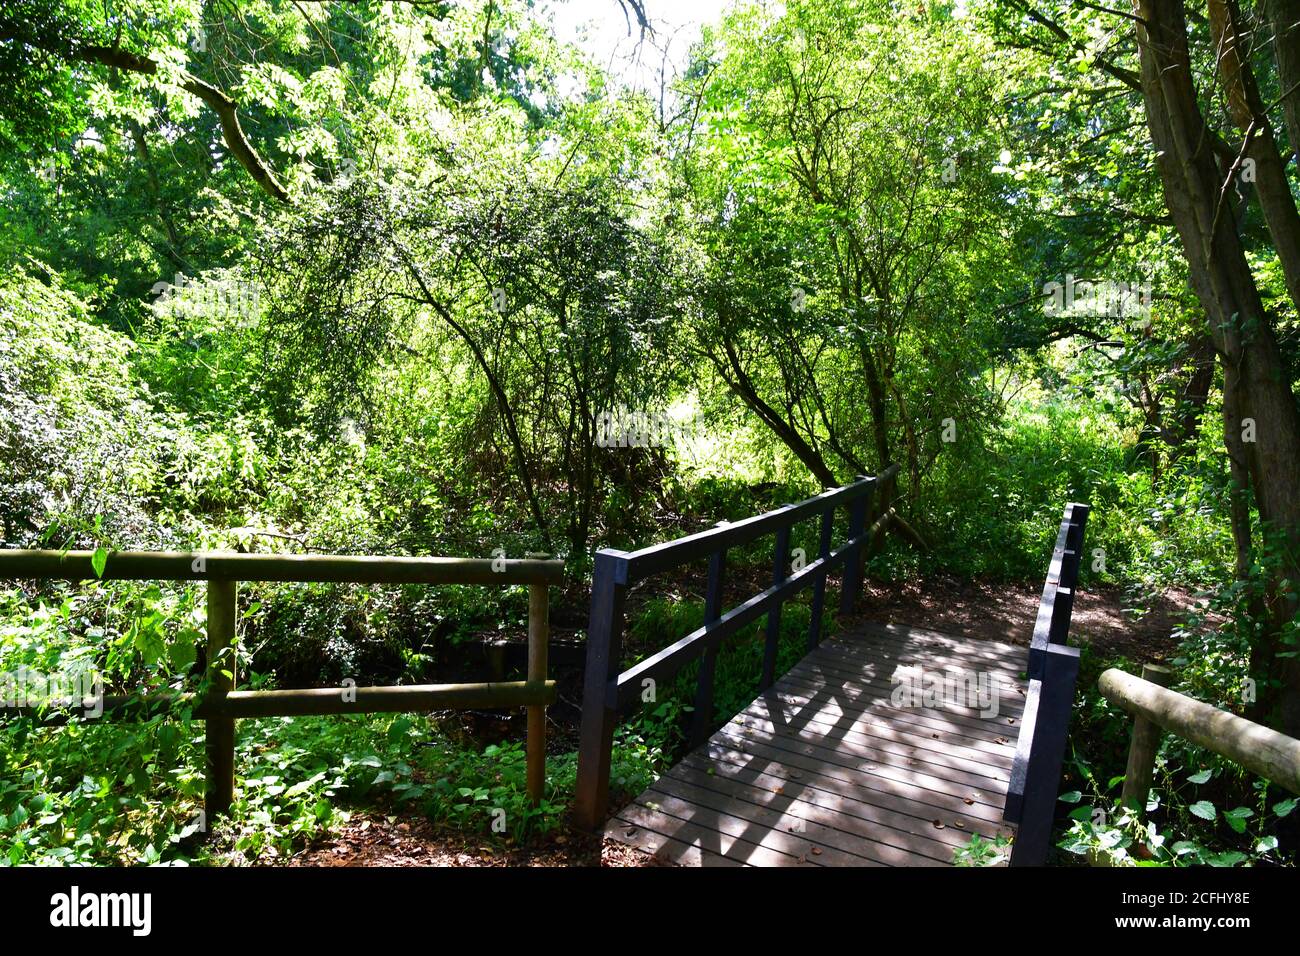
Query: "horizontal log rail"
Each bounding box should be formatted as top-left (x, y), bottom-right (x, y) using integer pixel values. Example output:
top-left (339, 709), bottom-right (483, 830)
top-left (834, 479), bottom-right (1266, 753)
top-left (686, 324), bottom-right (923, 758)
top-left (0, 549), bottom-right (563, 585)
top-left (1099, 668), bottom-right (1300, 799)
top-left (573, 465), bottom-right (901, 831)
top-left (0, 549), bottom-right (563, 820)
top-left (1003, 502), bottom-right (1090, 866)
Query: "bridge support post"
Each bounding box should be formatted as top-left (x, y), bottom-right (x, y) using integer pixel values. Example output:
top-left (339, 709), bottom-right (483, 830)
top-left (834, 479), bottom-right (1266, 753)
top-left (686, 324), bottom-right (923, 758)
top-left (1009, 643), bottom-right (1080, 866)
top-left (574, 551), bottom-right (628, 831)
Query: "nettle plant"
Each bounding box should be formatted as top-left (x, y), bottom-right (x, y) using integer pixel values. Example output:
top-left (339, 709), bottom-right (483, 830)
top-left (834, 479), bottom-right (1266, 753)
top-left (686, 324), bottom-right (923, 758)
top-left (1057, 767), bottom-right (1297, 866)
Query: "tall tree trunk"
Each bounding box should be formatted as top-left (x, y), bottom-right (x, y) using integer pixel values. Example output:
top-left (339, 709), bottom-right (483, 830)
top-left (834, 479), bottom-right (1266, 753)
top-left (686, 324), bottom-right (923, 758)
top-left (1134, 0), bottom-right (1300, 735)
top-left (1267, 0), bottom-right (1300, 170)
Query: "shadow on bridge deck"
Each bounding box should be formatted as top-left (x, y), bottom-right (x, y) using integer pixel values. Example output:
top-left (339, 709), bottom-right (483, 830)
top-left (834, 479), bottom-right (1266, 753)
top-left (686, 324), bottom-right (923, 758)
top-left (603, 620), bottom-right (1026, 866)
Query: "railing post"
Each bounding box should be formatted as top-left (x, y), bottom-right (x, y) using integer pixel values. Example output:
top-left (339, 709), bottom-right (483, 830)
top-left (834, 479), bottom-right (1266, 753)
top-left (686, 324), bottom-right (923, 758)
top-left (807, 504), bottom-right (834, 651)
top-left (574, 550), bottom-right (628, 831)
top-left (839, 478), bottom-right (871, 616)
top-left (761, 509), bottom-right (795, 690)
top-left (526, 580), bottom-right (550, 805)
top-left (691, 532), bottom-right (727, 747)
top-left (204, 579), bottom-right (237, 821)
top-left (1009, 642), bottom-right (1081, 866)
top-left (1120, 663), bottom-right (1176, 815)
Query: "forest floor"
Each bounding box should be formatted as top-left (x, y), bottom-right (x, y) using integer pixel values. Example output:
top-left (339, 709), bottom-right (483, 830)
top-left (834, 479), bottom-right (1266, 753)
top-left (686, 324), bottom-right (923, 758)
top-left (283, 813), bottom-right (667, 867)
top-left (281, 574), bottom-right (1211, 867)
top-left (857, 573), bottom-right (1215, 664)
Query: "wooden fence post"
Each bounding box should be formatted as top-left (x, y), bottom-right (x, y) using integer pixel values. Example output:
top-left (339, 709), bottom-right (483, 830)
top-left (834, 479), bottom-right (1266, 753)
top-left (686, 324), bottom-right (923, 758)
top-left (1120, 663), bottom-right (1176, 814)
top-left (204, 579), bottom-right (237, 820)
top-left (526, 581), bottom-right (550, 805)
top-left (574, 550), bottom-right (628, 831)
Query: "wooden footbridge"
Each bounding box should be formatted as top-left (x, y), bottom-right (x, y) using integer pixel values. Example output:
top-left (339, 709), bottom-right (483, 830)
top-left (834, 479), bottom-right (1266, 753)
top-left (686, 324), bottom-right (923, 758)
top-left (574, 468), bottom-right (1091, 867)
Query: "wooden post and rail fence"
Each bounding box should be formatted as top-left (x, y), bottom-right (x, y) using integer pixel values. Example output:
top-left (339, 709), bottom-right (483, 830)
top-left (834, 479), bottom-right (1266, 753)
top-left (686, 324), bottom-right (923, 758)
top-left (1099, 666), bottom-right (1300, 807)
top-left (572, 464), bottom-right (900, 831)
top-left (0, 550), bottom-right (563, 820)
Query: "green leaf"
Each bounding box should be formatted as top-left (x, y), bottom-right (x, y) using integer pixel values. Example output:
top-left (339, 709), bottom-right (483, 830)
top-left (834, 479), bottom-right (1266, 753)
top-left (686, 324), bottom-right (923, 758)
top-left (1188, 800), bottom-right (1216, 820)
top-left (1255, 836), bottom-right (1279, 854)
top-left (1272, 797), bottom-right (1298, 818)
top-left (1224, 807), bottom-right (1252, 833)
top-left (1058, 790), bottom-right (1082, 804)
top-left (91, 546), bottom-right (108, 578)
top-left (1186, 769), bottom-right (1212, 784)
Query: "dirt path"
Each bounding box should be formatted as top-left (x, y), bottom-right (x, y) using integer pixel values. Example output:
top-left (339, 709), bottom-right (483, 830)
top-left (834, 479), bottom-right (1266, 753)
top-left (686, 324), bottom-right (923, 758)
top-left (283, 813), bottom-right (666, 867)
top-left (858, 573), bottom-right (1213, 664)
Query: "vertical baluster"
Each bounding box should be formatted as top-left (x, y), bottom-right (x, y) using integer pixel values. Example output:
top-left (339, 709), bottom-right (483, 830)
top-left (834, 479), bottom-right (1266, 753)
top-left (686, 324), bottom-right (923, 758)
top-left (761, 509), bottom-right (795, 690)
top-left (807, 505), bottom-right (834, 651)
top-left (839, 478), bottom-right (871, 616)
top-left (691, 531), bottom-right (728, 747)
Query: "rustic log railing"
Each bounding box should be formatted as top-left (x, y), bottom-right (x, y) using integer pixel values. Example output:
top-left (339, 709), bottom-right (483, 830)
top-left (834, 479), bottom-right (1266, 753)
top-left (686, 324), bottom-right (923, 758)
top-left (0, 550), bottom-right (563, 820)
top-left (572, 465), bottom-right (900, 831)
top-left (1002, 502), bottom-right (1090, 866)
top-left (1099, 667), bottom-right (1300, 809)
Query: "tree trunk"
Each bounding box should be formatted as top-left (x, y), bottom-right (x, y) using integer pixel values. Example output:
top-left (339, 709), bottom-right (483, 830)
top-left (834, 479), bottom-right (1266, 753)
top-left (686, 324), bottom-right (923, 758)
top-left (1134, 0), bottom-right (1300, 735)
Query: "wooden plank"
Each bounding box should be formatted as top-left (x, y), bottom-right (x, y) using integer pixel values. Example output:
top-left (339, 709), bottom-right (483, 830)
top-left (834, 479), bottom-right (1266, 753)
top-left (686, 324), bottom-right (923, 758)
top-left (614, 800), bottom-right (821, 866)
top-left (769, 664), bottom-right (1026, 738)
top-left (663, 762), bottom-right (970, 860)
top-left (638, 785), bottom-right (890, 866)
top-left (710, 726), bottom-right (1008, 807)
top-left (604, 815), bottom-right (744, 867)
top-left (732, 702), bottom-right (1018, 781)
top-left (769, 671), bottom-right (1025, 746)
top-left (738, 701), bottom-right (1016, 778)
top-left (696, 733), bottom-right (1008, 822)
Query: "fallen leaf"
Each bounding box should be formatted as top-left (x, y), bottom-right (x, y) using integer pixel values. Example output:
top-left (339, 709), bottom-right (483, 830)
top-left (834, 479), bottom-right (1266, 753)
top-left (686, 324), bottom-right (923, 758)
top-left (811, 847), bottom-right (823, 856)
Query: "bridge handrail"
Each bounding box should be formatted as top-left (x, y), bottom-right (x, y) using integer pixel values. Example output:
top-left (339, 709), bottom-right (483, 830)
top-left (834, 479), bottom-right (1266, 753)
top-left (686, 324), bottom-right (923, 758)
top-left (1003, 502), bottom-right (1090, 866)
top-left (573, 464), bottom-right (901, 831)
top-left (0, 548), bottom-right (563, 820)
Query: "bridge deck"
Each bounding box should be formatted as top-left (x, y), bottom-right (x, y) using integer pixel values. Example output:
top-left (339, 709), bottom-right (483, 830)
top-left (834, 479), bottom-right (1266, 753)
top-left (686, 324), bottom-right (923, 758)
top-left (604, 621), bottom-right (1026, 866)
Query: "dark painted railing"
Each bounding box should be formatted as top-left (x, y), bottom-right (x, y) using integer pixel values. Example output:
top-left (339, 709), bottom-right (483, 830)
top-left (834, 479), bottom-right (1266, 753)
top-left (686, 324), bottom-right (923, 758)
top-left (0, 550), bottom-right (563, 821)
top-left (572, 465), bottom-right (900, 831)
top-left (1002, 502), bottom-right (1090, 866)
